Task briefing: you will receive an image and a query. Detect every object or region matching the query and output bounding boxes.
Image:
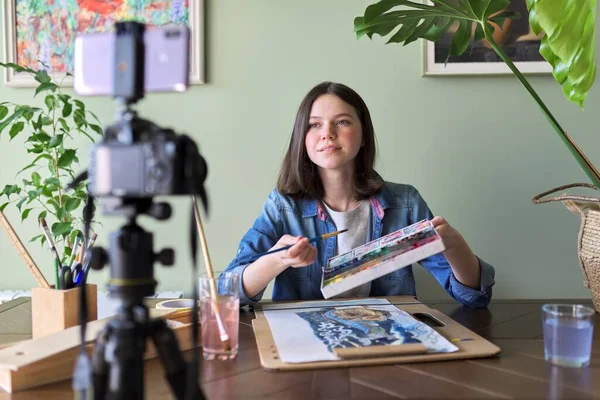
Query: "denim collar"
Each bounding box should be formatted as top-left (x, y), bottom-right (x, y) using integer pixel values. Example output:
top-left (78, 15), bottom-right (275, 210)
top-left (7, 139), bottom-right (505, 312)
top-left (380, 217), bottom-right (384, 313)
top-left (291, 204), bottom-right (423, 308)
top-left (300, 185), bottom-right (391, 221)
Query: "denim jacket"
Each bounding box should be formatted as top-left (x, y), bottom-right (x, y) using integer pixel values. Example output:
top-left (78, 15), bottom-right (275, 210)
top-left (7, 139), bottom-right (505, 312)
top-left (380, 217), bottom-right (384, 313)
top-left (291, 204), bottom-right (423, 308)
top-left (222, 182), bottom-right (495, 308)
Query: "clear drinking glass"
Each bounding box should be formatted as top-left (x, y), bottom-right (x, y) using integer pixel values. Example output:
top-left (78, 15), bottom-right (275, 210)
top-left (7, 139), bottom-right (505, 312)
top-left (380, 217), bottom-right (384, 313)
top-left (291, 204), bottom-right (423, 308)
top-left (542, 304), bottom-right (595, 368)
top-left (199, 272), bottom-right (240, 360)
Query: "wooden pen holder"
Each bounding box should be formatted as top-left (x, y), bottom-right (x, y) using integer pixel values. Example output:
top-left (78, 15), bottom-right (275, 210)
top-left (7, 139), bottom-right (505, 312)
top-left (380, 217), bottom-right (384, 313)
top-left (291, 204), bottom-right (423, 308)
top-left (31, 284), bottom-right (98, 339)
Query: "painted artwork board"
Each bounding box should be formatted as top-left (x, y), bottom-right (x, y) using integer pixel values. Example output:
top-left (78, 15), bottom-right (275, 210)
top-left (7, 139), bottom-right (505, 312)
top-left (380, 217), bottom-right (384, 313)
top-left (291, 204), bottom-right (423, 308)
top-left (252, 296), bottom-right (501, 371)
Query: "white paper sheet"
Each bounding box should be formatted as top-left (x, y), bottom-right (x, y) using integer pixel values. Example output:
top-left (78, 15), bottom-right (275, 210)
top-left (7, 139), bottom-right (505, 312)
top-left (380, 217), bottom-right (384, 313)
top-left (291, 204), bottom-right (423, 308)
top-left (263, 301), bottom-right (458, 364)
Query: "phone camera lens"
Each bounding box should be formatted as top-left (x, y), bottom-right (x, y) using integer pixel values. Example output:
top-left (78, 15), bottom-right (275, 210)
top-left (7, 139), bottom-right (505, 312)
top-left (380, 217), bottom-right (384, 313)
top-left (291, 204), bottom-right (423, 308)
top-left (165, 30), bottom-right (181, 39)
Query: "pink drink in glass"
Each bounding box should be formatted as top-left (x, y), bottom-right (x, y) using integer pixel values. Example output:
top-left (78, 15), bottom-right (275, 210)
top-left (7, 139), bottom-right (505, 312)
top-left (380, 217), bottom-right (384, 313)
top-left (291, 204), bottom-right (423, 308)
top-left (200, 295), bottom-right (240, 360)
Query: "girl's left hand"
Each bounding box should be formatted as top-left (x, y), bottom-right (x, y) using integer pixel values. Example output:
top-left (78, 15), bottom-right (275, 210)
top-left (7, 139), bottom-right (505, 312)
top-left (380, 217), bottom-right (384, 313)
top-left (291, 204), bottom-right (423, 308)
top-left (430, 216), bottom-right (466, 252)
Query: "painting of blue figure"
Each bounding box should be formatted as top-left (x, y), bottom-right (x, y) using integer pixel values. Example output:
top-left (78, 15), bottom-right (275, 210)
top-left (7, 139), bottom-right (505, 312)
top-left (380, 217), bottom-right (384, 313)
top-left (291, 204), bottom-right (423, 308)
top-left (296, 306), bottom-right (458, 354)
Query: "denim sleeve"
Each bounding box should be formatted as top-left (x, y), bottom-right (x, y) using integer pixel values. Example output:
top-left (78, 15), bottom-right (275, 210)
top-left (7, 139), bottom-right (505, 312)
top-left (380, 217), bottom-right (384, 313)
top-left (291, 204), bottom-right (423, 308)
top-left (408, 186), bottom-right (495, 308)
top-left (221, 190), bottom-right (282, 306)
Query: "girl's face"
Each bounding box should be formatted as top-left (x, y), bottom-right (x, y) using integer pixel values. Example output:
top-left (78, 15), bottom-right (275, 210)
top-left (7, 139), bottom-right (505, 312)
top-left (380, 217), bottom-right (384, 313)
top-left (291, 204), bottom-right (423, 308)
top-left (305, 94), bottom-right (363, 174)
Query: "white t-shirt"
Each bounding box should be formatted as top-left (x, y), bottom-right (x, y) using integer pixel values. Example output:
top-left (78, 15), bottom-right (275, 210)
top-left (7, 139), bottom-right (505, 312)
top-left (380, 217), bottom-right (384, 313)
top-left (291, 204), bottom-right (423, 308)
top-left (322, 200), bottom-right (372, 298)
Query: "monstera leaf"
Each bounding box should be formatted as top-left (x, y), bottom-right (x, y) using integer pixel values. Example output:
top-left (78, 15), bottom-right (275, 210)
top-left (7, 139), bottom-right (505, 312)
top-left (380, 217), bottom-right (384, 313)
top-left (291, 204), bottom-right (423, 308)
top-left (355, 0), bottom-right (600, 189)
top-left (527, 0), bottom-right (596, 108)
top-left (354, 0), bottom-right (520, 61)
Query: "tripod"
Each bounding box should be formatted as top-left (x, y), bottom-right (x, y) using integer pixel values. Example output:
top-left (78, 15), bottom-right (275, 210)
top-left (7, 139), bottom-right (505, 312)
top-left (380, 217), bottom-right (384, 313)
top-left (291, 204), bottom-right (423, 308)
top-left (88, 199), bottom-right (205, 400)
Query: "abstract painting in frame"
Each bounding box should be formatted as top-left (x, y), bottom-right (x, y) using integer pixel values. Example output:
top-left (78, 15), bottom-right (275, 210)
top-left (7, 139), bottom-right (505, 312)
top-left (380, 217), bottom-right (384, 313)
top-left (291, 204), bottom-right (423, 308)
top-left (2, 0), bottom-right (205, 87)
top-left (422, 0), bottom-right (551, 76)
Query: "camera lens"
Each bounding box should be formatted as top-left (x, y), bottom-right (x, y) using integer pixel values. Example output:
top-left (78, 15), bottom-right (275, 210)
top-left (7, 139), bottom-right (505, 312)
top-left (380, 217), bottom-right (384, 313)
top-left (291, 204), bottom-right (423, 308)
top-left (165, 29), bottom-right (181, 39)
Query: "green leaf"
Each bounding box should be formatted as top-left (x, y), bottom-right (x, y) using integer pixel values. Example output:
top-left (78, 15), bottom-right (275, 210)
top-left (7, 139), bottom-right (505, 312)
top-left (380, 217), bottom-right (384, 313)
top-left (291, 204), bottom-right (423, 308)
top-left (58, 149), bottom-right (76, 167)
top-left (37, 210), bottom-right (47, 222)
top-left (17, 154), bottom-right (52, 175)
top-left (2, 184), bottom-right (21, 198)
top-left (87, 110), bottom-right (102, 125)
top-left (89, 124), bottom-right (102, 135)
top-left (0, 202), bottom-right (8, 212)
top-left (0, 108), bottom-right (26, 135)
top-left (9, 122), bottom-right (25, 139)
top-left (450, 19), bottom-right (472, 56)
top-left (51, 222), bottom-right (71, 236)
top-left (47, 198), bottom-right (60, 212)
top-left (57, 207), bottom-right (67, 220)
top-left (527, 0), bottom-right (596, 108)
top-left (70, 229), bottom-right (82, 246)
top-left (41, 116), bottom-right (52, 126)
top-left (28, 189), bottom-right (43, 199)
top-left (31, 132), bottom-right (51, 142)
top-left (42, 185), bottom-right (56, 197)
top-left (29, 234), bottom-right (44, 243)
top-left (62, 103), bottom-right (72, 118)
top-left (34, 70), bottom-right (51, 84)
top-left (31, 172), bottom-right (41, 186)
top-left (44, 177), bottom-right (60, 186)
top-left (58, 118), bottom-right (70, 133)
top-left (354, 0), bottom-right (519, 58)
top-left (73, 109), bottom-right (86, 127)
top-left (0, 62), bottom-right (36, 73)
top-left (47, 134), bottom-right (64, 148)
top-left (0, 105), bottom-right (9, 120)
top-left (34, 82), bottom-right (57, 97)
top-left (44, 95), bottom-right (56, 111)
top-left (73, 100), bottom-right (85, 110)
top-left (23, 110), bottom-right (35, 121)
top-left (16, 197), bottom-right (27, 211)
top-left (27, 145), bottom-right (45, 154)
top-left (65, 198), bottom-right (81, 212)
top-left (21, 208), bottom-right (32, 221)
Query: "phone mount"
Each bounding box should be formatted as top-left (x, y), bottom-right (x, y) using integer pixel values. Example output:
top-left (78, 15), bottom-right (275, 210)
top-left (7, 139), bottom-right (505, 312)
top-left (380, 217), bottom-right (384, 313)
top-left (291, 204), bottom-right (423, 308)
top-left (71, 21), bottom-right (206, 400)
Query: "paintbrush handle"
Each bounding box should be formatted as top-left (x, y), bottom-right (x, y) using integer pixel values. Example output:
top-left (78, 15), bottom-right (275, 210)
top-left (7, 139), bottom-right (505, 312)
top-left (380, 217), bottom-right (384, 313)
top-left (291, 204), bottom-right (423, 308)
top-left (192, 196), bottom-right (215, 279)
top-left (239, 236), bottom-right (322, 264)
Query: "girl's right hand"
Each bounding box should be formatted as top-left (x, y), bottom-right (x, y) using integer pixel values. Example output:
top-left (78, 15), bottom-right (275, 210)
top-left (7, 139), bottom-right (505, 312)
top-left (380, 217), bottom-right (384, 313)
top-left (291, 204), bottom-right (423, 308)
top-left (270, 235), bottom-right (317, 269)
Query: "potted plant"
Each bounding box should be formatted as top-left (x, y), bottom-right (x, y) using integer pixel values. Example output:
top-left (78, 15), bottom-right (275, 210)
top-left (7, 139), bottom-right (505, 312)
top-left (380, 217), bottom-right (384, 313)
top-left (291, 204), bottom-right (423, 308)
top-left (353, 0), bottom-right (600, 311)
top-left (0, 62), bottom-right (102, 277)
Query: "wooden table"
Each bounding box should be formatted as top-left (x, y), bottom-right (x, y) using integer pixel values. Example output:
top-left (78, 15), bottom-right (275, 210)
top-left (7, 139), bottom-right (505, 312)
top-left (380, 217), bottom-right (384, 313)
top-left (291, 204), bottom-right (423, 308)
top-left (0, 298), bottom-right (598, 399)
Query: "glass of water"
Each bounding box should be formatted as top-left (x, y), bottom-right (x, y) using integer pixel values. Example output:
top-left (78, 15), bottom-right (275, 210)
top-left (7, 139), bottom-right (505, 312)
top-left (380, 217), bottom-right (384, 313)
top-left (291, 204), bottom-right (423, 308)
top-left (542, 304), bottom-right (595, 368)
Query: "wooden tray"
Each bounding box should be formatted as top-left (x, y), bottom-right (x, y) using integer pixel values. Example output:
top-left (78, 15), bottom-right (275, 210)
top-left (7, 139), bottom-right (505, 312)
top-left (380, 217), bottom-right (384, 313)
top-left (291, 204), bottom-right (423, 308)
top-left (252, 296), bottom-right (501, 370)
top-left (0, 307), bottom-right (196, 393)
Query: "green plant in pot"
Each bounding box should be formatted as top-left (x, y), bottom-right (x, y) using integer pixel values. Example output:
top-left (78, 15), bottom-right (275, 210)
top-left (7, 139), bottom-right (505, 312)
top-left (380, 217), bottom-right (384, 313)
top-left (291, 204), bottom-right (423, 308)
top-left (353, 0), bottom-right (600, 311)
top-left (0, 63), bottom-right (102, 287)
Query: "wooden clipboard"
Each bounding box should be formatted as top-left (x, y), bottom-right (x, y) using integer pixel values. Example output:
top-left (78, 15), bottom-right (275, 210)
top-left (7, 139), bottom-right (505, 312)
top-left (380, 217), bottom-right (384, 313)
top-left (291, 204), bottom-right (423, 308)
top-left (252, 296), bottom-right (501, 371)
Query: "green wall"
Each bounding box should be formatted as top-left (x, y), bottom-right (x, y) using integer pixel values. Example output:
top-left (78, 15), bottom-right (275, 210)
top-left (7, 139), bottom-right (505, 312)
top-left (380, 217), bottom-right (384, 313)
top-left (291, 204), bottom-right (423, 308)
top-left (1, 1), bottom-right (598, 302)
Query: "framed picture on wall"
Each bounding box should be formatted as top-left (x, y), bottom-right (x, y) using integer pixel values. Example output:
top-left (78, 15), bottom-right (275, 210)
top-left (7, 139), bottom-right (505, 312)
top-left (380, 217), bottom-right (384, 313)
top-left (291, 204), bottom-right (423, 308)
top-left (1, 0), bottom-right (205, 87)
top-left (422, 0), bottom-right (551, 76)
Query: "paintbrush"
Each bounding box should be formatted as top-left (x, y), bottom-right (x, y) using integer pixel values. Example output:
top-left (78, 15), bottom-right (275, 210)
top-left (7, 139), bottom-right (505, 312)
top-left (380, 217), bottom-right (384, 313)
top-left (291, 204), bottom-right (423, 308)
top-left (239, 229), bottom-right (348, 264)
top-left (192, 195), bottom-right (231, 352)
top-left (40, 217), bottom-right (62, 289)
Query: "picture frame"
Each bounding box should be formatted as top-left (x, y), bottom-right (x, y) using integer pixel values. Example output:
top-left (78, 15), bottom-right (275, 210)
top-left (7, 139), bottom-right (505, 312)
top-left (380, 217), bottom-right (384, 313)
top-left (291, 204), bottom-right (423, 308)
top-left (1, 0), bottom-right (205, 87)
top-left (421, 0), bottom-right (552, 76)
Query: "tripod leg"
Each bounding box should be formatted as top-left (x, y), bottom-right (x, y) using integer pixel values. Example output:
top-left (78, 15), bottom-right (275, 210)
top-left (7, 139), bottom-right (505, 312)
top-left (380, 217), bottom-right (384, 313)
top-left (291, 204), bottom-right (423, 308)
top-left (92, 323), bottom-right (111, 400)
top-left (149, 318), bottom-right (205, 400)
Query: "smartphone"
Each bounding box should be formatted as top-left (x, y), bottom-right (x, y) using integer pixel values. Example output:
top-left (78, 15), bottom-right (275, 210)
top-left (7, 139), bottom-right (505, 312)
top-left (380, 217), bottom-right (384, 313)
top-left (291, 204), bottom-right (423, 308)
top-left (74, 25), bottom-right (190, 96)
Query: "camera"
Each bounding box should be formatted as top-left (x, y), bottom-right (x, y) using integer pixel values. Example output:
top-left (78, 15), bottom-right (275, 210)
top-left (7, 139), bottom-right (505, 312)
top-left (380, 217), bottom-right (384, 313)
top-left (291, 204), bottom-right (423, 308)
top-left (88, 118), bottom-right (207, 199)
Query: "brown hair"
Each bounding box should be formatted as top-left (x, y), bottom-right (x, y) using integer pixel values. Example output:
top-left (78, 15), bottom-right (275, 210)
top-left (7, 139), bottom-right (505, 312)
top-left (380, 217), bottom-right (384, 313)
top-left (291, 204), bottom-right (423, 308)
top-left (277, 82), bottom-right (384, 199)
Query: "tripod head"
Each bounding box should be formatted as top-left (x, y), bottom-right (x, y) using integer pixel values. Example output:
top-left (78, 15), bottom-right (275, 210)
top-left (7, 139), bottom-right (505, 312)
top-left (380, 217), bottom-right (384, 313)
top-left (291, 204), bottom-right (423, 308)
top-left (89, 198), bottom-right (175, 306)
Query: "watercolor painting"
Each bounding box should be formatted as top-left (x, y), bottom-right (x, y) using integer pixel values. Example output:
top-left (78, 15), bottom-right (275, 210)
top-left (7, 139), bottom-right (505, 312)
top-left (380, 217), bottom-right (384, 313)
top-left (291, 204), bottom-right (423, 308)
top-left (2, 0), bottom-right (204, 86)
top-left (296, 306), bottom-right (458, 353)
